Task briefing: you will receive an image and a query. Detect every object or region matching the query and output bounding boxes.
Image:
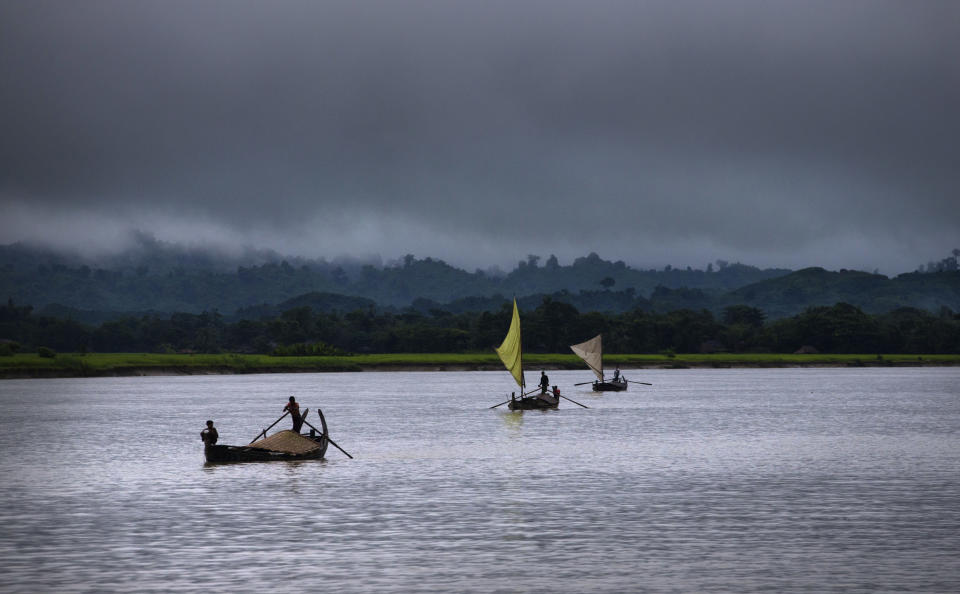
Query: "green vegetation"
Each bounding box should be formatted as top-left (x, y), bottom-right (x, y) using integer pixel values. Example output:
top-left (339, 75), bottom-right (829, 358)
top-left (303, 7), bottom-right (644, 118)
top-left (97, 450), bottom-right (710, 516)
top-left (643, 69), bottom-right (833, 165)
top-left (1, 351), bottom-right (957, 378)
top-left (5, 249), bottom-right (960, 324)
top-left (4, 243), bottom-right (960, 322)
top-left (271, 341), bottom-right (347, 356)
top-left (0, 243), bottom-right (808, 316)
top-left (3, 298), bottom-right (959, 362)
top-left (2, 245), bottom-right (959, 380)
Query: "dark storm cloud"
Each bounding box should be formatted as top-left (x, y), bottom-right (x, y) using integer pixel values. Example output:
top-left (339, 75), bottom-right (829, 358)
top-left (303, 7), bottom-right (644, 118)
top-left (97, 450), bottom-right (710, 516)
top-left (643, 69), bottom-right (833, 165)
top-left (1, 0), bottom-right (958, 273)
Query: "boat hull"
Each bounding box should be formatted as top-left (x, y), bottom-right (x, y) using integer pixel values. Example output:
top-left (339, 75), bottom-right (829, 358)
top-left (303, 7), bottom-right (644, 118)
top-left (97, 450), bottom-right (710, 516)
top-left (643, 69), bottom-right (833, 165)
top-left (203, 435), bottom-right (330, 463)
top-left (507, 394), bottom-right (559, 410)
top-left (592, 379), bottom-right (628, 392)
top-left (204, 408), bottom-right (331, 463)
top-left (204, 436), bottom-right (328, 463)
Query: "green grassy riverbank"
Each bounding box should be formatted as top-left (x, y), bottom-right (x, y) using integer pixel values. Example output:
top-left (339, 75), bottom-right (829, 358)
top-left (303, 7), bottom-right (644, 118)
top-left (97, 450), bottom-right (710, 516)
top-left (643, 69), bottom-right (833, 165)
top-left (1, 352), bottom-right (958, 379)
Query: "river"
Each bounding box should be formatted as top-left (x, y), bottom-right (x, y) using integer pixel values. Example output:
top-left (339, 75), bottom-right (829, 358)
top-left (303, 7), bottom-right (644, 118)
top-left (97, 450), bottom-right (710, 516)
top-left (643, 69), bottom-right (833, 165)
top-left (0, 368), bottom-right (958, 592)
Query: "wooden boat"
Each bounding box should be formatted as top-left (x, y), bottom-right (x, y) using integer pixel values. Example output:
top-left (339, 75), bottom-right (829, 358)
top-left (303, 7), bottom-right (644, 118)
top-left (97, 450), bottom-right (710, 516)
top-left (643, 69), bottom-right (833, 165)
top-left (494, 299), bottom-right (559, 411)
top-left (571, 334), bottom-right (629, 392)
top-left (508, 389), bottom-right (560, 410)
top-left (592, 376), bottom-right (628, 392)
top-left (204, 408), bottom-right (330, 463)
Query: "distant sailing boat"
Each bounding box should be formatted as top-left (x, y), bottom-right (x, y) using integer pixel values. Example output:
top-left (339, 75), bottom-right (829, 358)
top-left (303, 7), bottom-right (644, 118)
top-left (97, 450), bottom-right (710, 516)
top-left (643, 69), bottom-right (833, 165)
top-left (492, 299), bottom-right (560, 410)
top-left (570, 334), bottom-right (628, 392)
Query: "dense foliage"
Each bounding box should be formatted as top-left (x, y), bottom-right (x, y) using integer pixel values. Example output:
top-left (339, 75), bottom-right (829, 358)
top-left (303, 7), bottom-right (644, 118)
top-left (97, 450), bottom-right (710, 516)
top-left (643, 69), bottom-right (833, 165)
top-left (2, 298), bottom-right (958, 356)
top-left (0, 242), bottom-right (791, 314)
top-left (5, 242), bottom-right (960, 321)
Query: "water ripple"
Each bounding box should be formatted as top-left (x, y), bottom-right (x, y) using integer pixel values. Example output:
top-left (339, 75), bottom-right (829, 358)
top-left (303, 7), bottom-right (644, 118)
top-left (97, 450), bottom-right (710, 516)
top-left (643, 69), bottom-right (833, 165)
top-left (0, 369), bottom-right (958, 592)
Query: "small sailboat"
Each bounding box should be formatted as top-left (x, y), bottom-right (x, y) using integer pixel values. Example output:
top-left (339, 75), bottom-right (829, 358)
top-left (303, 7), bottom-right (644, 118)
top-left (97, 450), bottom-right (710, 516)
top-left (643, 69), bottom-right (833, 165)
top-left (493, 299), bottom-right (559, 410)
top-left (571, 334), bottom-right (628, 392)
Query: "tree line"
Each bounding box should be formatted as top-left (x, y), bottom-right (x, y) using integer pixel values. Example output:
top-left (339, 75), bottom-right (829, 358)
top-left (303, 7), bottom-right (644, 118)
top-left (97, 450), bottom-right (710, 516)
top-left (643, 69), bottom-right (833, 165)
top-left (0, 243), bottom-right (790, 314)
top-left (2, 298), bottom-right (958, 356)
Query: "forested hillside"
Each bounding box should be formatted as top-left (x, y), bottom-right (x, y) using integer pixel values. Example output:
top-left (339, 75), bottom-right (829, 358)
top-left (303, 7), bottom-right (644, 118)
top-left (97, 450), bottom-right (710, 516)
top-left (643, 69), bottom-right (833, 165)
top-left (3, 297), bottom-right (958, 356)
top-left (2, 242), bottom-right (959, 324)
top-left (722, 268), bottom-right (960, 318)
top-left (1, 242), bottom-right (789, 315)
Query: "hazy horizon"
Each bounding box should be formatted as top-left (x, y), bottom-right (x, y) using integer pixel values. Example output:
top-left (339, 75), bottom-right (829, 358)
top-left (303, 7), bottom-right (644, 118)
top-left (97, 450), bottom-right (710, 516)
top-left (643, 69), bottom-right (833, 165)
top-left (9, 230), bottom-right (954, 277)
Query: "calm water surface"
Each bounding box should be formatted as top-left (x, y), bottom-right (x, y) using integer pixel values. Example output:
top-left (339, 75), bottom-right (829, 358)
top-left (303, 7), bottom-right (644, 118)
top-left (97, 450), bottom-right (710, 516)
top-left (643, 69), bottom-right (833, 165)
top-left (0, 368), bottom-right (958, 592)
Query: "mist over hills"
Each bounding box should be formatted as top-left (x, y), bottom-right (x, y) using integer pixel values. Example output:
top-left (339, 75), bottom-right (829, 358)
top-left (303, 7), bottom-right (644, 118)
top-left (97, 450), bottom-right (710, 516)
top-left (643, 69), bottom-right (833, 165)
top-left (2, 239), bottom-right (959, 323)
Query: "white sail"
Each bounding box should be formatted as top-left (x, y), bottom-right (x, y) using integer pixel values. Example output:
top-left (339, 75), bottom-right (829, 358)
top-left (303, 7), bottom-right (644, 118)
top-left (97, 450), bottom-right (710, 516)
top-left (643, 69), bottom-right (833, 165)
top-left (570, 334), bottom-right (604, 381)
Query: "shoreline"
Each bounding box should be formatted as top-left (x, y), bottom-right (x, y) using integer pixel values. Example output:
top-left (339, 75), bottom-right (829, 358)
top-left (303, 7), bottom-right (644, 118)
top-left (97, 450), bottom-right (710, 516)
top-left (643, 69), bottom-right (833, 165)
top-left (2, 358), bottom-right (958, 379)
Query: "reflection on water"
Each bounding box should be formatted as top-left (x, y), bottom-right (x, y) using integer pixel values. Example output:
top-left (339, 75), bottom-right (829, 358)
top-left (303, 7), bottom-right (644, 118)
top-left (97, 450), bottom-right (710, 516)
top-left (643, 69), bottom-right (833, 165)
top-left (498, 408), bottom-right (526, 436)
top-left (1, 368), bottom-right (959, 592)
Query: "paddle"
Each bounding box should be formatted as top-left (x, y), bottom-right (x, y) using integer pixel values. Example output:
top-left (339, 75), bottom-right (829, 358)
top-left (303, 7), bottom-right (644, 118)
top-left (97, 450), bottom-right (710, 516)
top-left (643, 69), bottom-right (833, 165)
top-left (490, 386), bottom-right (540, 408)
top-left (301, 417), bottom-right (354, 459)
top-left (575, 379), bottom-right (653, 386)
top-left (250, 411), bottom-right (289, 443)
top-left (520, 387), bottom-right (588, 409)
top-left (490, 387), bottom-right (541, 408)
top-left (559, 395), bottom-right (590, 408)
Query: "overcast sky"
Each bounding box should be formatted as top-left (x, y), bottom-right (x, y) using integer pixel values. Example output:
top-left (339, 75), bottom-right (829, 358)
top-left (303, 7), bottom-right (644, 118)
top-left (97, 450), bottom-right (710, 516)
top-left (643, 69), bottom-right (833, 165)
top-left (1, 0), bottom-right (957, 274)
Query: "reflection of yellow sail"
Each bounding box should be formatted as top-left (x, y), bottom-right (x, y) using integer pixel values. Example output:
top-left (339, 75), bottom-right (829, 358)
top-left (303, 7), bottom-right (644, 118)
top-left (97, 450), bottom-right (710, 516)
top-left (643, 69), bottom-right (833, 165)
top-left (495, 299), bottom-right (524, 388)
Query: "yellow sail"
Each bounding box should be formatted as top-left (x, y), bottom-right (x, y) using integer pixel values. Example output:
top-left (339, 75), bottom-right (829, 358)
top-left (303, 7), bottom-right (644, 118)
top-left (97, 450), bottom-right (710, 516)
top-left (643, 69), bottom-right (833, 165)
top-left (495, 299), bottom-right (524, 388)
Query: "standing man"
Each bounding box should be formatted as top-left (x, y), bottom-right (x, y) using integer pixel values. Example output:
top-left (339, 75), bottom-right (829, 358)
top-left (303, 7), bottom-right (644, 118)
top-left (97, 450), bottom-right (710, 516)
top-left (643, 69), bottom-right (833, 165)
top-left (539, 370), bottom-right (550, 394)
top-left (284, 396), bottom-right (304, 433)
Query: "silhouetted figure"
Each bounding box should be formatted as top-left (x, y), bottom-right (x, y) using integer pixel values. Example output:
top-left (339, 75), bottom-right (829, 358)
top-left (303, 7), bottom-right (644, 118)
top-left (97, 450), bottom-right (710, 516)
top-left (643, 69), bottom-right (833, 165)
top-left (284, 396), bottom-right (304, 432)
top-left (541, 385), bottom-right (560, 403)
top-left (539, 371), bottom-right (550, 394)
top-left (200, 420), bottom-right (218, 445)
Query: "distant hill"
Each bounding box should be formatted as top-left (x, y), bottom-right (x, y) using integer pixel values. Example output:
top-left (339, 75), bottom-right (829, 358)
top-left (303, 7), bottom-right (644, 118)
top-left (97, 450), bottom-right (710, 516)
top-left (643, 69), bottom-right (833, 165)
top-left (408, 268), bottom-right (960, 320)
top-left (233, 292), bottom-right (378, 320)
top-left (719, 268), bottom-right (960, 318)
top-left (3, 241), bottom-right (958, 320)
top-left (0, 242), bottom-right (789, 314)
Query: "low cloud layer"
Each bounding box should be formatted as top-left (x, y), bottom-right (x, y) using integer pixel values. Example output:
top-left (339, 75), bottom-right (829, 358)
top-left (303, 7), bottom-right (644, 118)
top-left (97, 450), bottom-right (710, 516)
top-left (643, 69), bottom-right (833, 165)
top-left (1, 0), bottom-right (957, 273)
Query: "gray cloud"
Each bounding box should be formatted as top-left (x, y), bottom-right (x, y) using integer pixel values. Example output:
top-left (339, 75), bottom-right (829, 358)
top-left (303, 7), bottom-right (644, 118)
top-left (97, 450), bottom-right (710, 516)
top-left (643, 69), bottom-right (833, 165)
top-left (1, 0), bottom-right (958, 274)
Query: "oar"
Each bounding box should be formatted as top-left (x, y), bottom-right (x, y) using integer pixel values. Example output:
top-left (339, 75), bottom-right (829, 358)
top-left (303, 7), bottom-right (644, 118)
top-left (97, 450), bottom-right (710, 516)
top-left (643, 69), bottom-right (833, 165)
top-left (250, 411), bottom-right (289, 443)
top-left (527, 386), bottom-right (584, 408)
top-left (491, 385), bottom-right (537, 408)
top-left (575, 379), bottom-right (652, 386)
top-left (301, 418), bottom-right (353, 459)
top-left (560, 395), bottom-right (590, 408)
